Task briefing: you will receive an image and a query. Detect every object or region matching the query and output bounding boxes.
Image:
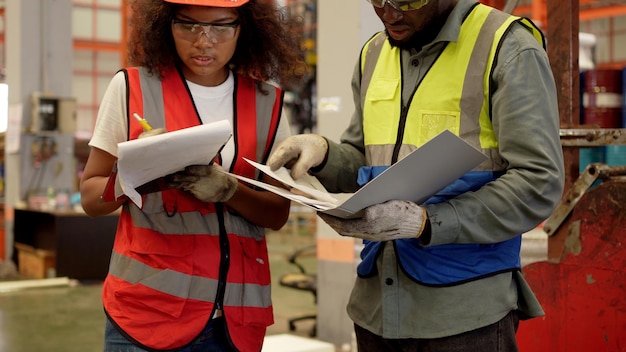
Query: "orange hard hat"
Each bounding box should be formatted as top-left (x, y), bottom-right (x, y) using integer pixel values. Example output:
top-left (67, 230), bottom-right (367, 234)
top-left (164, 0), bottom-right (249, 7)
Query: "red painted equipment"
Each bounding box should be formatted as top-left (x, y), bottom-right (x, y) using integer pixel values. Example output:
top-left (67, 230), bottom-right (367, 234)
top-left (517, 163), bottom-right (626, 351)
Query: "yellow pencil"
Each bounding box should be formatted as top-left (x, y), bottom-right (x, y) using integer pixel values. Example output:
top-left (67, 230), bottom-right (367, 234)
top-left (133, 113), bottom-right (153, 131)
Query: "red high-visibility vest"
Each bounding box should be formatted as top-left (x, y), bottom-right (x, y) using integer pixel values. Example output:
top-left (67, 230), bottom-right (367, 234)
top-left (102, 66), bottom-right (283, 352)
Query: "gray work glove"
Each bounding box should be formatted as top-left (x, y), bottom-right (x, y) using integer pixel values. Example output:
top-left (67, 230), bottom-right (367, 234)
top-left (318, 200), bottom-right (427, 241)
top-left (166, 164), bottom-right (238, 203)
top-left (138, 127), bottom-right (166, 139)
top-left (267, 134), bottom-right (328, 180)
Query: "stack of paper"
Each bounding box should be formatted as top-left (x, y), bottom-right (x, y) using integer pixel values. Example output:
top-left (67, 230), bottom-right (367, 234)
top-left (115, 120), bottom-right (232, 207)
top-left (229, 130), bottom-right (488, 218)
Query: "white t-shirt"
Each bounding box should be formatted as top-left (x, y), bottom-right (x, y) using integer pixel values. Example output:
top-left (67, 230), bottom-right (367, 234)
top-left (89, 70), bottom-right (291, 170)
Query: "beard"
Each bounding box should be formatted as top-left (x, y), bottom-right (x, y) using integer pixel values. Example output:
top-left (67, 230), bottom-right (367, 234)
top-left (385, 28), bottom-right (439, 51)
top-left (386, 29), bottom-right (419, 50)
top-left (384, 2), bottom-right (453, 51)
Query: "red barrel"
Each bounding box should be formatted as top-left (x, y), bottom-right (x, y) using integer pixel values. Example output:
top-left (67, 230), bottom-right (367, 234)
top-left (582, 69), bottom-right (623, 128)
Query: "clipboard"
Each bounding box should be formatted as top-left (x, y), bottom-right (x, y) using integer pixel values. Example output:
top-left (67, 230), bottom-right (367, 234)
top-left (101, 162), bottom-right (119, 202)
top-left (101, 120), bottom-right (232, 206)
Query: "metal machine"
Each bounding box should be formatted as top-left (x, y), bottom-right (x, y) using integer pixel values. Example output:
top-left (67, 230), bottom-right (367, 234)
top-left (507, 0), bottom-right (626, 349)
top-left (518, 154), bottom-right (626, 350)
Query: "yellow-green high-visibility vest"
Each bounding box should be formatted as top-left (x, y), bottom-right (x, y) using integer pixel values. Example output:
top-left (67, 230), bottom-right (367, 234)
top-left (356, 4), bottom-right (545, 286)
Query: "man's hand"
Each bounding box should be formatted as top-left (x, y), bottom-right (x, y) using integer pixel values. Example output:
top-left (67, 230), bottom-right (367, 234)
top-left (318, 200), bottom-right (427, 241)
top-left (267, 134), bottom-right (328, 180)
top-left (166, 164), bottom-right (238, 203)
top-left (138, 127), bottom-right (166, 139)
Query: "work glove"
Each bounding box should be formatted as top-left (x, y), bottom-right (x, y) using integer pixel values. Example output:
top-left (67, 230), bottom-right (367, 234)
top-left (267, 134), bottom-right (328, 180)
top-left (138, 127), bottom-right (166, 139)
top-left (318, 200), bottom-right (427, 242)
top-left (166, 164), bottom-right (238, 203)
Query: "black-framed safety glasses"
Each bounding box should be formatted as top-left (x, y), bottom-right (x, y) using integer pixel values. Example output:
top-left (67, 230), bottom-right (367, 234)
top-left (172, 18), bottom-right (240, 44)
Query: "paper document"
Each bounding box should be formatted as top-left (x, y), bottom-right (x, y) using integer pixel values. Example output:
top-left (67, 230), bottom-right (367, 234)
top-left (116, 119), bottom-right (232, 207)
top-left (228, 130), bottom-right (488, 218)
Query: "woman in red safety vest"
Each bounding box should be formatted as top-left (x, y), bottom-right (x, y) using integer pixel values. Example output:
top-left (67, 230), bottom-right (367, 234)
top-left (79, 1), bottom-right (307, 351)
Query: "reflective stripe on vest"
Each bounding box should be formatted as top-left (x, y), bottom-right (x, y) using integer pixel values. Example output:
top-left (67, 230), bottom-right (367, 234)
top-left (356, 5), bottom-right (543, 286)
top-left (103, 66), bottom-right (282, 351)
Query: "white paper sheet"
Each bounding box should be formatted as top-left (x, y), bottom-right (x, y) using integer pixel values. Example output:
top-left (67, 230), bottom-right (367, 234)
top-left (227, 130), bottom-right (488, 218)
top-left (116, 120), bottom-right (232, 207)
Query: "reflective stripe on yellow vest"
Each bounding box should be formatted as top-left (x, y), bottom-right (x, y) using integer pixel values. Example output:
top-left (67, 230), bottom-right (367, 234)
top-left (103, 66), bottom-right (283, 352)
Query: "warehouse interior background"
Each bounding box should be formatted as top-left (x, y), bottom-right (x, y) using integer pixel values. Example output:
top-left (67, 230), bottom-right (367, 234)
top-left (0, 0), bottom-right (625, 351)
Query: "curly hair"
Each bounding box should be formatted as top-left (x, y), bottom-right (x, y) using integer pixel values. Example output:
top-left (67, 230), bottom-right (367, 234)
top-left (128, 0), bottom-right (309, 88)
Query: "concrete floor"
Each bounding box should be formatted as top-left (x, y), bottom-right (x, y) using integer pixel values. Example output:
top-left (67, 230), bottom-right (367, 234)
top-left (0, 231), bottom-right (318, 352)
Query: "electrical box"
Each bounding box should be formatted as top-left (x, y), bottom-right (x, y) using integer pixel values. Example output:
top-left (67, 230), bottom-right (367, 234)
top-left (30, 93), bottom-right (77, 133)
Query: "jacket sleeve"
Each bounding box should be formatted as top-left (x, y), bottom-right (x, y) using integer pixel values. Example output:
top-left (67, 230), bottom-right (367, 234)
top-left (424, 22), bottom-right (565, 246)
top-left (313, 60), bottom-right (367, 193)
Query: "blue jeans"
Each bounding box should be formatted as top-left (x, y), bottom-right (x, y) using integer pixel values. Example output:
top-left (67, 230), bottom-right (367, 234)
top-left (103, 316), bottom-right (234, 352)
top-left (354, 310), bottom-right (520, 352)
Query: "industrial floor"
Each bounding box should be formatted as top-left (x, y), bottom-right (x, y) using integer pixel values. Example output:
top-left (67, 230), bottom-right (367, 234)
top-left (0, 229), bottom-right (319, 352)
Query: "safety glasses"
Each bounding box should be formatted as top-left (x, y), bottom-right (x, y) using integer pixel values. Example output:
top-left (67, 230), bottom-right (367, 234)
top-left (172, 18), bottom-right (240, 44)
top-left (367, 0), bottom-right (430, 11)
